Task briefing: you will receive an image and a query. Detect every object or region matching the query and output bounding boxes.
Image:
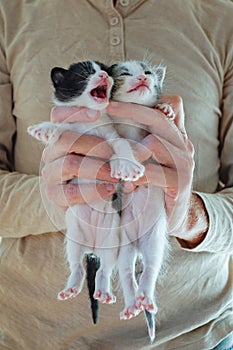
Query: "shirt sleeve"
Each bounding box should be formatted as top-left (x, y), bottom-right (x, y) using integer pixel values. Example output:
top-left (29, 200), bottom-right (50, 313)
top-left (0, 10), bottom-right (61, 238)
top-left (187, 44), bottom-right (233, 254)
top-left (193, 189), bottom-right (233, 253)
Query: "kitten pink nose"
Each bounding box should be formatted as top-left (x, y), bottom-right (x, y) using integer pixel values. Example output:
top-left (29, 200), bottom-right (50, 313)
top-left (99, 71), bottom-right (108, 79)
top-left (137, 75), bottom-right (147, 81)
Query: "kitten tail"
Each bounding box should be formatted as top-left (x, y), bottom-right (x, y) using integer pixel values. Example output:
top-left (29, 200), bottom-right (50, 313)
top-left (112, 180), bottom-right (124, 216)
top-left (86, 254), bottom-right (100, 324)
top-left (144, 310), bottom-right (156, 343)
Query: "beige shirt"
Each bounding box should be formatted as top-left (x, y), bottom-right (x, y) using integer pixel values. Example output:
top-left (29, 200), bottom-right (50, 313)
top-left (0, 1), bottom-right (233, 349)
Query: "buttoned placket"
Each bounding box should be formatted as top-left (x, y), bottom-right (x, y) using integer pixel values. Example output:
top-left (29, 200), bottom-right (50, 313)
top-left (107, 4), bottom-right (125, 62)
top-left (119, 0), bottom-right (130, 6)
top-left (106, 0), bottom-right (147, 61)
top-left (87, 0), bottom-right (146, 62)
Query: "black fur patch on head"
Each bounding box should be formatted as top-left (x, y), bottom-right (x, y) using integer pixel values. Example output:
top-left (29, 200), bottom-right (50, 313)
top-left (107, 64), bottom-right (127, 98)
top-left (51, 61), bottom-right (107, 103)
top-left (107, 64), bottom-right (130, 78)
top-left (95, 61), bottom-right (108, 72)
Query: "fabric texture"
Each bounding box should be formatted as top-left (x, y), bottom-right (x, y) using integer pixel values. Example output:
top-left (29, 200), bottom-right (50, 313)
top-left (0, 1), bottom-right (233, 349)
top-left (212, 332), bottom-right (233, 350)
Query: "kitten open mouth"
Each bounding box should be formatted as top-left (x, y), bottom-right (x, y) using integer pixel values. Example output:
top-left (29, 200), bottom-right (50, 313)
top-left (90, 84), bottom-right (108, 101)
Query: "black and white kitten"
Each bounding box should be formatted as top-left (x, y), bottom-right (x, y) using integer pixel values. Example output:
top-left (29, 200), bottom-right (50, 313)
top-left (28, 61), bottom-right (144, 307)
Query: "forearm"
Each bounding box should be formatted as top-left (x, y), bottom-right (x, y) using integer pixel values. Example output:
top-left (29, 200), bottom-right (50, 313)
top-left (0, 171), bottom-right (62, 238)
top-left (176, 193), bottom-right (209, 249)
top-left (176, 189), bottom-right (233, 253)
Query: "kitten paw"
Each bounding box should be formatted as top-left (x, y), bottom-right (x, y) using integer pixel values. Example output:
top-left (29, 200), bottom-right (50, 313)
top-left (93, 290), bottom-right (116, 304)
top-left (27, 123), bottom-right (57, 143)
top-left (110, 157), bottom-right (145, 181)
top-left (136, 292), bottom-right (158, 313)
top-left (57, 287), bottom-right (79, 301)
top-left (156, 103), bottom-right (175, 120)
top-left (120, 303), bottom-right (143, 320)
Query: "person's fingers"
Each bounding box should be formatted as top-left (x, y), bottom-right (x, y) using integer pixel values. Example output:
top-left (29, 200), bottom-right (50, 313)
top-left (107, 100), bottom-right (186, 149)
top-left (122, 163), bottom-right (179, 197)
top-left (130, 141), bottom-right (152, 163)
top-left (42, 131), bottom-right (113, 163)
top-left (135, 163), bottom-right (177, 191)
top-left (108, 100), bottom-right (162, 127)
top-left (141, 134), bottom-right (193, 168)
top-left (42, 154), bottom-right (118, 184)
top-left (156, 95), bottom-right (186, 137)
top-left (45, 182), bottom-right (115, 207)
top-left (50, 106), bottom-right (99, 123)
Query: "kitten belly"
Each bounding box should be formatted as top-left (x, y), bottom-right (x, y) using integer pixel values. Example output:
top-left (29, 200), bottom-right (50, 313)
top-left (66, 198), bottom-right (120, 251)
top-left (111, 117), bottom-right (148, 141)
top-left (121, 184), bottom-right (166, 244)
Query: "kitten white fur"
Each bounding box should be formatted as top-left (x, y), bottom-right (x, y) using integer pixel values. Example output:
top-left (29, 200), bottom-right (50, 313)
top-left (28, 61), bottom-right (145, 305)
top-left (28, 59), bottom-right (174, 342)
top-left (109, 60), bottom-right (173, 342)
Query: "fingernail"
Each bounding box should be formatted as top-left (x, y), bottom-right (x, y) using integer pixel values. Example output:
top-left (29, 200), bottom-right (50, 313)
top-left (86, 109), bottom-right (97, 119)
top-left (123, 182), bottom-right (134, 193)
top-left (105, 184), bottom-right (114, 192)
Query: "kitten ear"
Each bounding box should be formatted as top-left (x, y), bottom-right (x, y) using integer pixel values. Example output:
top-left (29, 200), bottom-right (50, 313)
top-left (51, 67), bottom-right (67, 87)
top-left (95, 61), bottom-right (108, 71)
top-left (154, 65), bottom-right (166, 87)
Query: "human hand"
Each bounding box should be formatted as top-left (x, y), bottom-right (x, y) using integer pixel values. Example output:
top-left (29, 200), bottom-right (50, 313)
top-left (107, 95), bottom-right (208, 245)
top-left (41, 106), bottom-right (116, 210)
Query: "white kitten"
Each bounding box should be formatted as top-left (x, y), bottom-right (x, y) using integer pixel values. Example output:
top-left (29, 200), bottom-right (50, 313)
top-left (108, 60), bottom-right (174, 342)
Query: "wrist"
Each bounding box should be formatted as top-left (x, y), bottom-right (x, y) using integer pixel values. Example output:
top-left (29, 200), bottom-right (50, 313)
top-left (177, 232), bottom-right (207, 249)
top-left (176, 192), bottom-right (209, 248)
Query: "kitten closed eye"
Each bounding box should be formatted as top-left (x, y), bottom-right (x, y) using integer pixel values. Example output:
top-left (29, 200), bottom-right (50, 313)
top-left (119, 72), bottom-right (132, 76)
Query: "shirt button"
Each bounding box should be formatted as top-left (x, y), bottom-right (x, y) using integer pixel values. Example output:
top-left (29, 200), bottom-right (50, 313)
top-left (120, 0), bottom-right (129, 6)
top-left (110, 17), bottom-right (119, 26)
top-left (111, 36), bottom-right (121, 46)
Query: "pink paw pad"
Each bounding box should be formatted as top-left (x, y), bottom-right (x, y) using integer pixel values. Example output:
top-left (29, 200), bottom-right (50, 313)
top-left (136, 293), bottom-right (158, 313)
top-left (120, 304), bottom-right (143, 320)
top-left (57, 288), bottom-right (79, 301)
top-left (93, 291), bottom-right (116, 304)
